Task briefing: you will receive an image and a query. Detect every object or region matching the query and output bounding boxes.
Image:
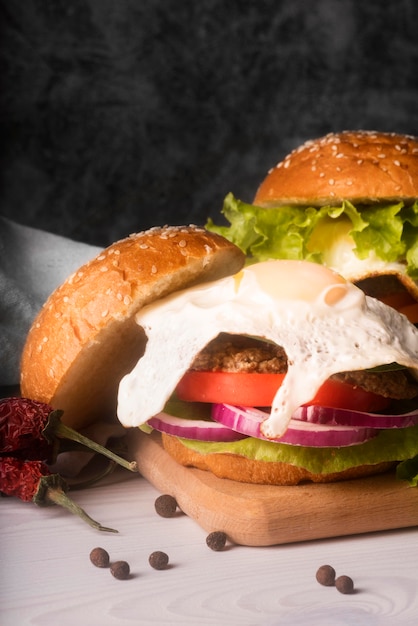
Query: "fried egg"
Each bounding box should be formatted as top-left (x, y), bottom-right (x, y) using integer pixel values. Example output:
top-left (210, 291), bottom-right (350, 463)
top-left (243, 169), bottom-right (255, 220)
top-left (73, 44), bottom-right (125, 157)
top-left (117, 260), bottom-right (418, 438)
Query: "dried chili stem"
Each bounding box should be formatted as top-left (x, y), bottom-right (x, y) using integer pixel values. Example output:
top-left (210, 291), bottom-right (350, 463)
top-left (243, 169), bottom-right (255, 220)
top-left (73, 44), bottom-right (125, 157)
top-left (43, 411), bottom-right (137, 473)
top-left (44, 485), bottom-right (118, 533)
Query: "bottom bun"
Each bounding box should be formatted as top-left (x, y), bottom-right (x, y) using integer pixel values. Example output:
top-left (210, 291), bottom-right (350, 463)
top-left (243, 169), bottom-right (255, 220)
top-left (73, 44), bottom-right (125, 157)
top-left (161, 433), bottom-right (394, 486)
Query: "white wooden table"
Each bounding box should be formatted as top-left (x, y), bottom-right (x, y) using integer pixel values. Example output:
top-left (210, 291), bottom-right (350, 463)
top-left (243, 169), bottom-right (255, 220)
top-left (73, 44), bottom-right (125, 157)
top-left (1, 471), bottom-right (417, 626)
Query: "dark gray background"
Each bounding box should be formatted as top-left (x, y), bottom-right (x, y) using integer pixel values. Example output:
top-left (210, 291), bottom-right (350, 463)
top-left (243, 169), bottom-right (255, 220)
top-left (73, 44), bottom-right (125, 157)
top-left (1, 0), bottom-right (417, 247)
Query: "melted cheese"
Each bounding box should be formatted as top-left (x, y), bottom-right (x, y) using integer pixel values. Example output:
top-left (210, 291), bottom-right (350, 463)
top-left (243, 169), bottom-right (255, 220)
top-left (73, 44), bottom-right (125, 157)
top-left (117, 260), bottom-right (418, 438)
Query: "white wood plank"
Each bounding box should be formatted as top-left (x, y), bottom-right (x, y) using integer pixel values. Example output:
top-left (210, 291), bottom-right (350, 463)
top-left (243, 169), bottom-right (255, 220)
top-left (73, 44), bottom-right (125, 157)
top-left (2, 469), bottom-right (418, 625)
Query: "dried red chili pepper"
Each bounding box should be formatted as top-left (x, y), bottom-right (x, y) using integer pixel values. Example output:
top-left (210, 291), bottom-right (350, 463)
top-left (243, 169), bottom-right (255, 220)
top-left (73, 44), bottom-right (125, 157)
top-left (0, 456), bottom-right (117, 532)
top-left (0, 397), bottom-right (137, 472)
top-left (0, 398), bottom-right (57, 461)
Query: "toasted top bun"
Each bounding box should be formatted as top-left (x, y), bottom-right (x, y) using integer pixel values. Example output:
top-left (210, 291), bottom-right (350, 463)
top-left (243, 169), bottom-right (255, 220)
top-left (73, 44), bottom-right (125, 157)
top-left (20, 226), bottom-right (245, 429)
top-left (254, 130), bottom-right (418, 206)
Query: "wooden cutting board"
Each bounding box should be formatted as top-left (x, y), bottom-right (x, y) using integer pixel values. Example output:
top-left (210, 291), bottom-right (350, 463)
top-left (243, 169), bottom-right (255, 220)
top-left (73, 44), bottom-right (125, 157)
top-left (128, 429), bottom-right (418, 546)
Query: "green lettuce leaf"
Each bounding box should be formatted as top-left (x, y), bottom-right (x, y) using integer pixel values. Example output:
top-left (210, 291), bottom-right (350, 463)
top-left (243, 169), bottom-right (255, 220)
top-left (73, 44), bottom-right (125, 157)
top-left (175, 425), bottom-right (418, 477)
top-left (396, 455), bottom-right (418, 486)
top-left (206, 194), bottom-right (418, 277)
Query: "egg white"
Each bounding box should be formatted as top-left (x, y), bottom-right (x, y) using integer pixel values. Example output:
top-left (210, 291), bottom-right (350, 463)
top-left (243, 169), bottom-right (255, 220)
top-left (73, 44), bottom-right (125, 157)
top-left (117, 260), bottom-right (418, 438)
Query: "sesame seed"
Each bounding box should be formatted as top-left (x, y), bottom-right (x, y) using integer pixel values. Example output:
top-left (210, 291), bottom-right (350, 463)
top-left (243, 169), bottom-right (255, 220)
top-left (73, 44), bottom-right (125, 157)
top-left (63, 296), bottom-right (69, 303)
top-left (116, 293), bottom-right (123, 301)
top-left (328, 179), bottom-right (335, 185)
top-left (319, 172), bottom-right (325, 178)
top-left (311, 166), bottom-right (316, 172)
top-left (346, 180), bottom-right (353, 185)
top-left (43, 336), bottom-right (48, 343)
top-left (377, 153), bottom-right (386, 158)
top-left (97, 255), bottom-right (106, 261)
top-left (123, 295), bottom-right (131, 305)
top-left (139, 244), bottom-right (148, 249)
top-left (393, 160), bottom-right (401, 166)
top-left (357, 159), bottom-right (363, 165)
top-left (178, 239), bottom-right (187, 247)
top-left (151, 265), bottom-right (157, 274)
top-left (100, 266), bottom-right (109, 272)
top-left (101, 310), bottom-right (108, 318)
top-left (283, 159), bottom-right (291, 168)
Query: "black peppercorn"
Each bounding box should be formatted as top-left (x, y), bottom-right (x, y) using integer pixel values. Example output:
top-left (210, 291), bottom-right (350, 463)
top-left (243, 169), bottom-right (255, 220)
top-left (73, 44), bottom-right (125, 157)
top-left (149, 551), bottom-right (169, 570)
top-left (315, 564), bottom-right (336, 586)
top-left (335, 575), bottom-right (354, 594)
top-left (89, 547), bottom-right (110, 568)
top-left (206, 531), bottom-right (227, 551)
top-left (154, 494), bottom-right (178, 518)
top-left (110, 560), bottom-right (130, 580)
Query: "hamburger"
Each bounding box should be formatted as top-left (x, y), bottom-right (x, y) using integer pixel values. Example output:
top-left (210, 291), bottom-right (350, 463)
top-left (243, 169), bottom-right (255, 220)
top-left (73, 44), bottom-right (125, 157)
top-left (207, 130), bottom-right (418, 323)
top-left (20, 225), bottom-right (418, 487)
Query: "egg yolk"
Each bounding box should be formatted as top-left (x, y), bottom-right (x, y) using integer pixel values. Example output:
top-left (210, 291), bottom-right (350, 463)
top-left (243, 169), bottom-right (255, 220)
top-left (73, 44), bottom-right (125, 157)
top-left (246, 260), bottom-right (348, 306)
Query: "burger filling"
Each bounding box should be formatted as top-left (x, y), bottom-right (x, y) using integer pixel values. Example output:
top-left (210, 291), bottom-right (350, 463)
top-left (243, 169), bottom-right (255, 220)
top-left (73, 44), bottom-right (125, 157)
top-left (116, 260), bottom-right (418, 484)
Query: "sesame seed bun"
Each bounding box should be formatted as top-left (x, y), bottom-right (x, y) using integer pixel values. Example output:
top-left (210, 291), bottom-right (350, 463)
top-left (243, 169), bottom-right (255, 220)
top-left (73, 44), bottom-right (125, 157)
top-left (20, 226), bottom-right (245, 429)
top-left (254, 130), bottom-right (418, 206)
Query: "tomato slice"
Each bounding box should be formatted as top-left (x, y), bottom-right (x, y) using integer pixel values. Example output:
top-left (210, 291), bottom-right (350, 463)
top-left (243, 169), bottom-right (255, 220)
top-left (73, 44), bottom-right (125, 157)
top-left (176, 370), bottom-right (390, 413)
top-left (177, 371), bottom-right (286, 407)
